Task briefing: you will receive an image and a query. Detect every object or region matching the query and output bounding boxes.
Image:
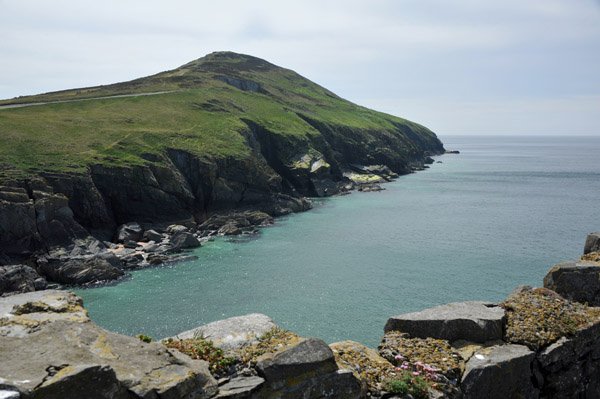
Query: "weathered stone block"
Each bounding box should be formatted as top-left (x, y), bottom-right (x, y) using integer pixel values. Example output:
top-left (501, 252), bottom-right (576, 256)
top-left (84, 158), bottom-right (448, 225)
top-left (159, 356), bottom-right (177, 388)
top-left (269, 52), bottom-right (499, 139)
top-left (384, 301), bottom-right (506, 343)
top-left (256, 337), bottom-right (338, 381)
top-left (584, 232), bottom-right (600, 254)
top-left (543, 261), bottom-right (600, 306)
top-left (170, 313), bottom-right (278, 351)
top-left (461, 344), bottom-right (538, 399)
top-left (215, 376), bottom-right (265, 398)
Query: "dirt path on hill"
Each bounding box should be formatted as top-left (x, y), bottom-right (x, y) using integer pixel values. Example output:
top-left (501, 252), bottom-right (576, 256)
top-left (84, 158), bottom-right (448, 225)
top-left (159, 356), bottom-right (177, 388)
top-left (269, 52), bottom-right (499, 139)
top-left (0, 90), bottom-right (180, 110)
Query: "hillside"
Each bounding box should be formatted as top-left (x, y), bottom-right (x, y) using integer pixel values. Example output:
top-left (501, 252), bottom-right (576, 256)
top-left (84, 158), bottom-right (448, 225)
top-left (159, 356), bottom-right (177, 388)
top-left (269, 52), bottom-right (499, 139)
top-left (0, 51), bottom-right (444, 263)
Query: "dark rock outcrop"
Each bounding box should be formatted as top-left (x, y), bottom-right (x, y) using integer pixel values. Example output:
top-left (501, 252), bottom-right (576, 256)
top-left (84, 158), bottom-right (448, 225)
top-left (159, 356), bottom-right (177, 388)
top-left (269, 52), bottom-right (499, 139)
top-left (36, 255), bottom-right (125, 285)
top-left (460, 344), bottom-right (538, 399)
top-left (536, 322), bottom-right (600, 398)
top-left (0, 264), bottom-right (47, 295)
top-left (116, 222), bottom-right (143, 243)
top-left (543, 261), bottom-right (600, 306)
top-left (254, 338), bottom-right (362, 399)
top-left (583, 232), bottom-right (600, 254)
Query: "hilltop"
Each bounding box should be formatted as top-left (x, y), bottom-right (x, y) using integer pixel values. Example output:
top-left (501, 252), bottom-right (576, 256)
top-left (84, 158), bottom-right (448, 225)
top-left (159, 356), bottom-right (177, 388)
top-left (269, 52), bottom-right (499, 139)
top-left (0, 51), bottom-right (443, 278)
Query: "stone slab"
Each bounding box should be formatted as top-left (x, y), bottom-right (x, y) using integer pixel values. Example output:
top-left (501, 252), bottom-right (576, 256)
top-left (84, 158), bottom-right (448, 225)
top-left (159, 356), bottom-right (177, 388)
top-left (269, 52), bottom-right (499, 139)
top-left (170, 313), bottom-right (278, 351)
top-left (384, 301), bottom-right (506, 343)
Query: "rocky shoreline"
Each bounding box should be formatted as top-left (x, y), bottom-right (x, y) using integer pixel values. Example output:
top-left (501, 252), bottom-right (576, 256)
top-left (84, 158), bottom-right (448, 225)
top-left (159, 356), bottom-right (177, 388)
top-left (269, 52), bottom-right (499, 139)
top-left (0, 152), bottom-right (440, 295)
top-left (1, 233), bottom-right (599, 398)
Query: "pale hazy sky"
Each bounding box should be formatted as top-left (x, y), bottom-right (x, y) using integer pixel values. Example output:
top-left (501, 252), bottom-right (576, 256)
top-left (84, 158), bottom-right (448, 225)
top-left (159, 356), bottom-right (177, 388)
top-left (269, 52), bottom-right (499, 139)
top-left (1, 0), bottom-right (599, 135)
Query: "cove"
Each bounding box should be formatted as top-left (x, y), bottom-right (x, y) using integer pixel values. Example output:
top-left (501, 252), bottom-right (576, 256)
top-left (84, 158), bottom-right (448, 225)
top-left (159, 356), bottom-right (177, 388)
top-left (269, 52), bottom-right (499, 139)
top-left (76, 135), bottom-right (600, 348)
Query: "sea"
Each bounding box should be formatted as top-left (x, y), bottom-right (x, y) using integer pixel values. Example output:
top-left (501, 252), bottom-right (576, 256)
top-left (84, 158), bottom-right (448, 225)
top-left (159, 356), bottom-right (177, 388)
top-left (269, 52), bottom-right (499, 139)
top-left (76, 135), bottom-right (600, 348)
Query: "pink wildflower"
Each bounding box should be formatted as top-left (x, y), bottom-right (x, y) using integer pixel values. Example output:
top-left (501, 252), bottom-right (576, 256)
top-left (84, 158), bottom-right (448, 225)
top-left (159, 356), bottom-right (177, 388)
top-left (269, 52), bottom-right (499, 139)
top-left (413, 371), bottom-right (421, 376)
top-left (394, 354), bottom-right (404, 360)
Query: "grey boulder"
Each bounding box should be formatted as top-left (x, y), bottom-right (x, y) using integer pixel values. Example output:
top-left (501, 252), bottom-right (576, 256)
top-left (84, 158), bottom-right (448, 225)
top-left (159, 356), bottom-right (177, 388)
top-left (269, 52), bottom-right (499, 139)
top-left (171, 313), bottom-right (278, 351)
top-left (254, 337), bottom-right (363, 399)
top-left (170, 232), bottom-right (201, 249)
top-left (384, 301), bottom-right (506, 343)
top-left (143, 228), bottom-right (163, 242)
top-left (116, 222), bottom-right (143, 243)
top-left (461, 344), bottom-right (538, 399)
top-left (584, 232), bottom-right (600, 254)
top-left (543, 261), bottom-right (600, 306)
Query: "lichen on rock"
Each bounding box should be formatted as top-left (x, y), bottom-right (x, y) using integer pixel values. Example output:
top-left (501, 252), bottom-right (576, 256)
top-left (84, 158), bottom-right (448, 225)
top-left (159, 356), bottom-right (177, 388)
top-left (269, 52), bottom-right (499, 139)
top-left (501, 289), bottom-right (600, 350)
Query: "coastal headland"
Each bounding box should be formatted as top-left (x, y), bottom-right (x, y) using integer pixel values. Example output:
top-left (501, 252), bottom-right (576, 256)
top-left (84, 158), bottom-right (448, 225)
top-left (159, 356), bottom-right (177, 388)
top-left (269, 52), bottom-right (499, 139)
top-left (0, 51), bottom-right (444, 288)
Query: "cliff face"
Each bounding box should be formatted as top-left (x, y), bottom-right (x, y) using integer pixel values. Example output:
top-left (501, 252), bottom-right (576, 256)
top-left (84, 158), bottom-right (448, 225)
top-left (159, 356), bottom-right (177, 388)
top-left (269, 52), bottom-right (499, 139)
top-left (0, 51), bottom-right (444, 265)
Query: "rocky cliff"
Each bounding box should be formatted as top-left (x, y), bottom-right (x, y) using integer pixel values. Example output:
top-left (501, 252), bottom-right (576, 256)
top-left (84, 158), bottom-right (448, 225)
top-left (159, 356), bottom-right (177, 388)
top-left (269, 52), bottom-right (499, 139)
top-left (0, 51), bottom-right (444, 287)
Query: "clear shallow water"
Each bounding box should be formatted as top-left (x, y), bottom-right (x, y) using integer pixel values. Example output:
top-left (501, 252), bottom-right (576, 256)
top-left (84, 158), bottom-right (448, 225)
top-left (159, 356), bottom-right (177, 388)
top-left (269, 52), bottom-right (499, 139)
top-left (77, 136), bottom-right (600, 348)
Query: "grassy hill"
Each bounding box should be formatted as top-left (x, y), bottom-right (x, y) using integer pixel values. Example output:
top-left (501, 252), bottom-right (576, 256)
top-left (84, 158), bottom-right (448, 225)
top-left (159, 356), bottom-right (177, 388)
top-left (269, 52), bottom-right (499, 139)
top-left (0, 51), bottom-right (443, 181)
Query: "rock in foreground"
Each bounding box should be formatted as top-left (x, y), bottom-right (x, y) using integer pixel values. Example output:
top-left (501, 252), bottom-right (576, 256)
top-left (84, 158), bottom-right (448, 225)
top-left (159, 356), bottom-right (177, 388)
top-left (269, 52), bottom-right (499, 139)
top-left (169, 313), bottom-right (278, 351)
top-left (543, 261), bottom-right (600, 306)
top-left (384, 301), bottom-right (506, 343)
top-left (0, 290), bottom-right (217, 399)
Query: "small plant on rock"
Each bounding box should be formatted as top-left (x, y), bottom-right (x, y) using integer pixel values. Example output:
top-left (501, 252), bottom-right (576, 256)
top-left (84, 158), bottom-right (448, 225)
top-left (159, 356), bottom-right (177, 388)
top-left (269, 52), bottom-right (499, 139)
top-left (384, 355), bottom-right (440, 399)
top-left (163, 337), bottom-right (235, 376)
top-left (136, 334), bottom-right (152, 343)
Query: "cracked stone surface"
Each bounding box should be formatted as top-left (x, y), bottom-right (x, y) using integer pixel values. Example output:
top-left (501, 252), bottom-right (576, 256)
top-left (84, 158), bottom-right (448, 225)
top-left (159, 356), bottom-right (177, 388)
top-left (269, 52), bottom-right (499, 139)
top-left (0, 290), bottom-right (217, 399)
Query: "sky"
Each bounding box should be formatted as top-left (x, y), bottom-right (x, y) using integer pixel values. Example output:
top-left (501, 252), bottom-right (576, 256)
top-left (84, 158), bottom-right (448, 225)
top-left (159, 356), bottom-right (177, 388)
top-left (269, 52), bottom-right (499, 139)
top-left (1, 0), bottom-right (599, 135)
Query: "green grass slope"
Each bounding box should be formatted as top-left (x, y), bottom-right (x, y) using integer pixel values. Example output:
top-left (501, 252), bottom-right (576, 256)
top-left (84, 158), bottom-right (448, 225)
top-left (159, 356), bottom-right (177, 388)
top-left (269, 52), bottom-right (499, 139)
top-left (0, 51), bottom-right (443, 181)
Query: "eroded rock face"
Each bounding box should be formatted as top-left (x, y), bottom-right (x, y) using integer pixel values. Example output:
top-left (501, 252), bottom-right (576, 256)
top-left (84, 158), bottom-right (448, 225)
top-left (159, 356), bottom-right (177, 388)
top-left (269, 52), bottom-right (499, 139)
top-left (460, 344), bottom-right (538, 399)
top-left (0, 265), bottom-right (47, 295)
top-left (0, 290), bottom-right (218, 398)
top-left (536, 321), bottom-right (600, 398)
top-left (384, 301), bottom-right (506, 343)
top-left (543, 261), bottom-right (600, 306)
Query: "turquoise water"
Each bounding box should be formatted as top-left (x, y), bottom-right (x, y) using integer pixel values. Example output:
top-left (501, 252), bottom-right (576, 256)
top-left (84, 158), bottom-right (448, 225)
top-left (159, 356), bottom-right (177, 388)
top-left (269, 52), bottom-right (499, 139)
top-left (77, 136), bottom-right (600, 348)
